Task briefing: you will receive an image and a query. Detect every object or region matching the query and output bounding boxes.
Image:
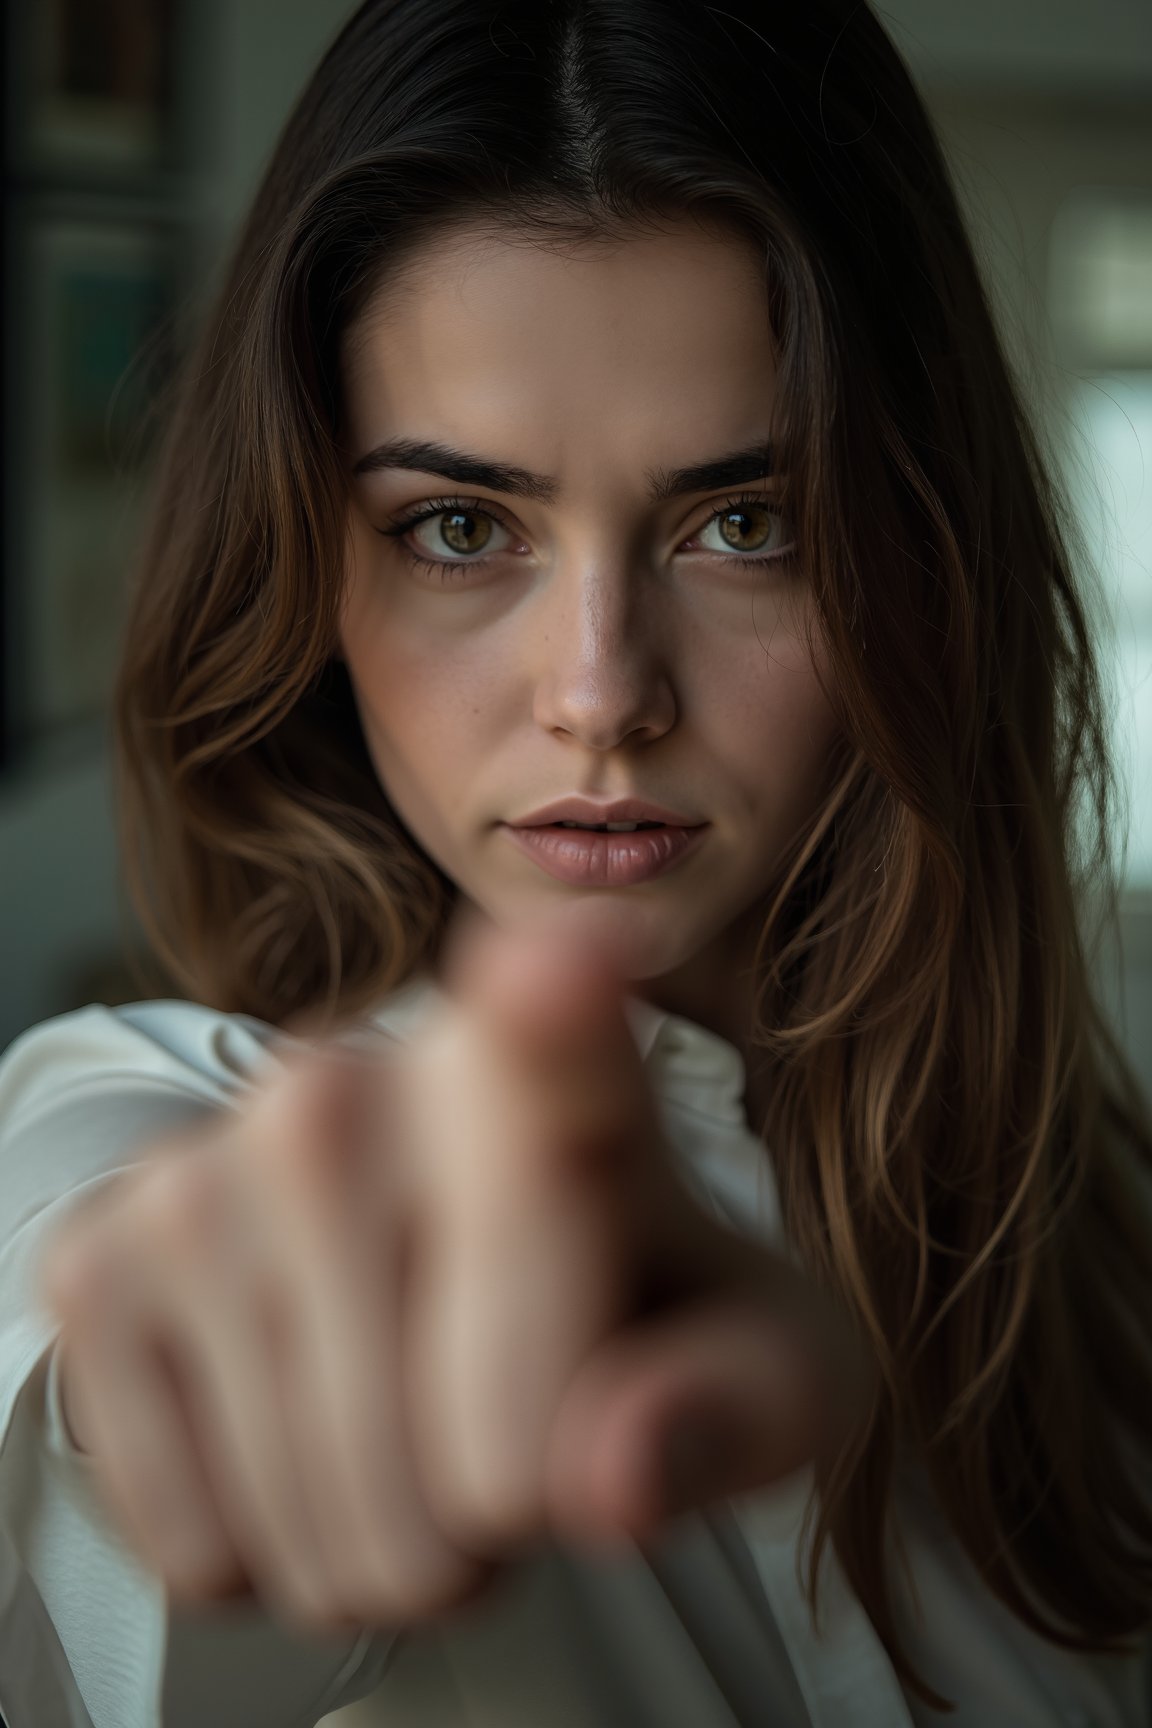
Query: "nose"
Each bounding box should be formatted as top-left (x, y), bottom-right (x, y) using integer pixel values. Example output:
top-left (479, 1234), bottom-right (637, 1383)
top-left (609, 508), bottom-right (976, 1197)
top-left (531, 560), bottom-right (677, 751)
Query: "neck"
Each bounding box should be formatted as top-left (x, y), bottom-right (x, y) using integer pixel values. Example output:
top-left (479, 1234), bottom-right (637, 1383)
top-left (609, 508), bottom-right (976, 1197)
top-left (632, 903), bottom-right (778, 1130)
top-left (643, 888), bottom-right (769, 1017)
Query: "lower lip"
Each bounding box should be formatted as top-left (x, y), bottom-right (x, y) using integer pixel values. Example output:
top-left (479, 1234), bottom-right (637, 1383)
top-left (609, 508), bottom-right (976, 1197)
top-left (501, 823), bottom-right (707, 887)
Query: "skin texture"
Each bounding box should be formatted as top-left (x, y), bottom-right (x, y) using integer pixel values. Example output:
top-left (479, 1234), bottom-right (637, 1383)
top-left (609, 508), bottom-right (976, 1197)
top-left (337, 219), bottom-right (843, 1069)
top-left (36, 224), bottom-right (865, 1641)
top-left (43, 914), bottom-right (851, 1631)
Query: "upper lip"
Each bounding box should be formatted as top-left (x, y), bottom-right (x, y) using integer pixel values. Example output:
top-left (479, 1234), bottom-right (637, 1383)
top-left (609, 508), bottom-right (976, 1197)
top-left (508, 797), bottom-right (703, 828)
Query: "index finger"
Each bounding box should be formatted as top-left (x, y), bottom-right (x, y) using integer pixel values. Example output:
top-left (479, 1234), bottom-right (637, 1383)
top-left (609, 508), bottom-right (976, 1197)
top-left (435, 911), bottom-right (663, 1191)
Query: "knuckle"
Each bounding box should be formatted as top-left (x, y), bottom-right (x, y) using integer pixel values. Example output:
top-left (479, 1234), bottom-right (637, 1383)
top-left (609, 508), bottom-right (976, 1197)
top-left (259, 1567), bottom-right (347, 1634)
top-left (426, 1459), bottom-right (541, 1553)
top-left (210, 1505), bottom-right (345, 1632)
top-left (245, 1062), bottom-right (339, 1184)
top-left (41, 1217), bottom-right (118, 1315)
top-left (39, 1172), bottom-right (140, 1313)
top-left (97, 1443), bottom-right (235, 1589)
top-left (161, 1538), bottom-right (244, 1604)
top-left (135, 1153), bottom-right (217, 1251)
top-left (401, 1552), bottom-right (493, 1620)
top-left (339, 1545), bottom-right (484, 1625)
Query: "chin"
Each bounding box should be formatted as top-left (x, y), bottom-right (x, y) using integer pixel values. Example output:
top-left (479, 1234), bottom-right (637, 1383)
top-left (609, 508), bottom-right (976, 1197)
top-left (505, 896), bottom-right (696, 983)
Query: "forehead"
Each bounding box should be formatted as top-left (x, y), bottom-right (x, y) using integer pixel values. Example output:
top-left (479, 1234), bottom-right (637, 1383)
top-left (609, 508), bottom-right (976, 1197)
top-left (339, 220), bottom-right (778, 474)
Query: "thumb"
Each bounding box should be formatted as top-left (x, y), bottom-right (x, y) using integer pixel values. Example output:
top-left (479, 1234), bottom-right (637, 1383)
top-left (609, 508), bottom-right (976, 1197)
top-left (544, 1296), bottom-right (867, 1545)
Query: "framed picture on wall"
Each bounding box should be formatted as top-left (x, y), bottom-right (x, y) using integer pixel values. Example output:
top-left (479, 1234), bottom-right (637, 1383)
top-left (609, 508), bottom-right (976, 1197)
top-left (18, 0), bottom-right (178, 177)
top-left (4, 207), bottom-right (182, 751)
top-left (0, 0), bottom-right (191, 771)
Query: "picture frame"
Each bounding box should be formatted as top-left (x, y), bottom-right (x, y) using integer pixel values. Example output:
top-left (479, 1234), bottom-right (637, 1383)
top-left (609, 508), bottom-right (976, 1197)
top-left (0, 0), bottom-right (192, 771)
top-left (2, 202), bottom-right (183, 756)
top-left (15, 0), bottom-right (177, 180)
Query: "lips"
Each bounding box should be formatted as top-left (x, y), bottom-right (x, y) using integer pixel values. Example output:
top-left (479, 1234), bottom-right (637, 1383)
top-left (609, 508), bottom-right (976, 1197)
top-left (501, 821), bottom-right (707, 887)
top-left (512, 795), bottom-right (700, 828)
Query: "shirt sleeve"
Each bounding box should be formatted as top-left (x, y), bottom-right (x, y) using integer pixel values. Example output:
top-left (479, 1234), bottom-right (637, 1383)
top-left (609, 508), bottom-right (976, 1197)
top-left (0, 998), bottom-right (335, 1728)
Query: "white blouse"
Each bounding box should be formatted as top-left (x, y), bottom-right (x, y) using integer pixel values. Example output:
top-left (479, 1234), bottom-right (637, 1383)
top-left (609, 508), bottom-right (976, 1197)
top-left (0, 973), bottom-right (1147, 1728)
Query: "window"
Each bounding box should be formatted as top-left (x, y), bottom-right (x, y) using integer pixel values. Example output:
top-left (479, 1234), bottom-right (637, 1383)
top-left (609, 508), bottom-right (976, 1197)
top-left (1050, 193), bottom-right (1152, 890)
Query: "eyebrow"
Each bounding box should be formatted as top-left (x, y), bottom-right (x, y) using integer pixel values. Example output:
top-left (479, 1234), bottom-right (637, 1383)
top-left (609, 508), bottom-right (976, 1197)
top-left (350, 436), bottom-right (775, 503)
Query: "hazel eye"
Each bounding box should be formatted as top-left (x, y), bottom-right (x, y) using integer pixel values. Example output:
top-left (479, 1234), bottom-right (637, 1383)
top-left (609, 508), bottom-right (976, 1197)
top-left (411, 506), bottom-right (505, 558)
top-left (698, 501), bottom-right (787, 558)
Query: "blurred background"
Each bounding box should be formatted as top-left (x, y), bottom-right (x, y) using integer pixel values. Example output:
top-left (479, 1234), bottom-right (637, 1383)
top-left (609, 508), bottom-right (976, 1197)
top-left (0, 0), bottom-right (1149, 1083)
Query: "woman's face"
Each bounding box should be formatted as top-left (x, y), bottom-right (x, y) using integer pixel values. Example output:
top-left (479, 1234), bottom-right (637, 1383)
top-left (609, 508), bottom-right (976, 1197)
top-left (338, 218), bottom-right (840, 1037)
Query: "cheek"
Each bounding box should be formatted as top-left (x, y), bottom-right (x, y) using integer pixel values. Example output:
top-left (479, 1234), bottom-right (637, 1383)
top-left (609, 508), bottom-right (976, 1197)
top-left (713, 627), bottom-right (840, 815)
top-left (339, 599), bottom-right (503, 793)
top-left (357, 644), bottom-right (509, 767)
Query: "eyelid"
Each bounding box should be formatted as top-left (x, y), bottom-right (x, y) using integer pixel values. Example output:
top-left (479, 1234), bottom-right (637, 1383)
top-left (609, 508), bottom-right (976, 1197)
top-left (379, 487), bottom-right (782, 548)
top-left (379, 494), bottom-right (520, 546)
top-left (374, 490), bottom-right (787, 563)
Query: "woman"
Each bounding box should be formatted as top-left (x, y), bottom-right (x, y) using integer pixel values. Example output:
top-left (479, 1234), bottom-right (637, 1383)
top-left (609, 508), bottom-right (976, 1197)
top-left (0, 1), bottom-right (1149, 1723)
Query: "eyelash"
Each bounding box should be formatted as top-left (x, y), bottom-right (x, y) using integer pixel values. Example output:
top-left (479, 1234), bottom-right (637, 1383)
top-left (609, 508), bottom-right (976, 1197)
top-left (376, 492), bottom-right (794, 583)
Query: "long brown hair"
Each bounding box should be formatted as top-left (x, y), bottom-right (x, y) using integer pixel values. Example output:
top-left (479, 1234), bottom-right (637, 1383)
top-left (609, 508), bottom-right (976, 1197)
top-left (114, 0), bottom-right (1152, 1708)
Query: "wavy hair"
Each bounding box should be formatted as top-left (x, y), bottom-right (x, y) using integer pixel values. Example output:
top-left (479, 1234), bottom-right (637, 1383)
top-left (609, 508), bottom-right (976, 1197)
top-left (113, 0), bottom-right (1152, 1708)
